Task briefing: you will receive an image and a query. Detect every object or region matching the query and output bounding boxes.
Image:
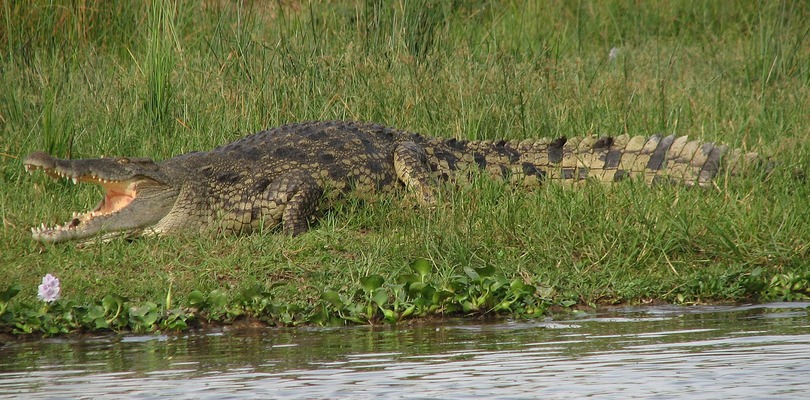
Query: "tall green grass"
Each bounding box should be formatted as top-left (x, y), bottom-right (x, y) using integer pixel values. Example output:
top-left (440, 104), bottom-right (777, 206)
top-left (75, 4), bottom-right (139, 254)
top-left (1, 1), bottom-right (808, 313)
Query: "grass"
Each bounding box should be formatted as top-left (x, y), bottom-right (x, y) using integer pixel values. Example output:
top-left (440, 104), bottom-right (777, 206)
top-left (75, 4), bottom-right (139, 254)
top-left (1, 0), bottom-right (810, 333)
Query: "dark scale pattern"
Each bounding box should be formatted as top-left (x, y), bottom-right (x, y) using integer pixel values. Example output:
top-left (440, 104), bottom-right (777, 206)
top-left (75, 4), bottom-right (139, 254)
top-left (23, 120), bottom-right (759, 242)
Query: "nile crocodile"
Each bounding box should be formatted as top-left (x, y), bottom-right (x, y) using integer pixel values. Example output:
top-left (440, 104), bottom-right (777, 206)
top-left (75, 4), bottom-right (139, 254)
top-left (24, 120), bottom-right (757, 243)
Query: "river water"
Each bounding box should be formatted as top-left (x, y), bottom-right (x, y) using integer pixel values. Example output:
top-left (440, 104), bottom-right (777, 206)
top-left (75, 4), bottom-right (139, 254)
top-left (1, 302), bottom-right (809, 399)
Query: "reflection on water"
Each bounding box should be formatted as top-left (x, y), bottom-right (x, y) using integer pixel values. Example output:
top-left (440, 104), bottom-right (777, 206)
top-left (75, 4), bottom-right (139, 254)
top-left (1, 303), bottom-right (809, 399)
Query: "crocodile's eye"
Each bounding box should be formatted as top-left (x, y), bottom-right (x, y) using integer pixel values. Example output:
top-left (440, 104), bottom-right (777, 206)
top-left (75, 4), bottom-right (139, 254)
top-left (117, 158), bottom-right (130, 164)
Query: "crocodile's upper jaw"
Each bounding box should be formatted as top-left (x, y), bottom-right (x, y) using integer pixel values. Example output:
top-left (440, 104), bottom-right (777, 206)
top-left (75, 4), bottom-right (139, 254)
top-left (23, 152), bottom-right (178, 243)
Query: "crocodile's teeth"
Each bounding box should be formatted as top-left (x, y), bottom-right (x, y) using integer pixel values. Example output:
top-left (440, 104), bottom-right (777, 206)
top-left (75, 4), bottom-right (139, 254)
top-left (71, 176), bottom-right (78, 184)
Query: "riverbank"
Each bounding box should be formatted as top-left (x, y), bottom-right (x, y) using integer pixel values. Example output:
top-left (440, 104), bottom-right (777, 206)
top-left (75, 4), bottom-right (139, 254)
top-left (1, 1), bottom-right (809, 335)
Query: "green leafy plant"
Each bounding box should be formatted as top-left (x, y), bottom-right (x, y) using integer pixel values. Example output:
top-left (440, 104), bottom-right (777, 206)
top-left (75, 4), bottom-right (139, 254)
top-left (764, 272), bottom-right (810, 301)
top-left (0, 283), bottom-right (21, 323)
top-left (319, 259), bottom-right (553, 325)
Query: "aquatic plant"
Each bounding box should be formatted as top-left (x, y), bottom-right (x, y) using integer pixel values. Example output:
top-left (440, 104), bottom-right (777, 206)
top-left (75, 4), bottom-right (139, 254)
top-left (37, 274), bottom-right (61, 303)
top-left (0, 258), bottom-right (558, 335)
top-left (2, 258), bottom-right (810, 336)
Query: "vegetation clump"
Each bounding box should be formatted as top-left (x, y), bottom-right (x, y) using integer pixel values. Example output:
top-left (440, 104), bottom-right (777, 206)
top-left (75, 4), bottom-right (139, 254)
top-left (1, 1), bottom-right (809, 335)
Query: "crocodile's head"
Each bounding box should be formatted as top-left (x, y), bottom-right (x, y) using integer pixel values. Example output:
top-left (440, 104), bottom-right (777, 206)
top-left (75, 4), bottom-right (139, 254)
top-left (23, 152), bottom-right (180, 243)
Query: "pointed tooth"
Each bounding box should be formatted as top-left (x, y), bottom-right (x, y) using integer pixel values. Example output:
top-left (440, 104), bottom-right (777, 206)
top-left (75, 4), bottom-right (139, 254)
top-left (72, 176), bottom-right (78, 184)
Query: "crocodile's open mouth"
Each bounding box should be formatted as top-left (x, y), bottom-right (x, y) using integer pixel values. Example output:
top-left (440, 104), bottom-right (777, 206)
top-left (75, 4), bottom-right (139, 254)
top-left (24, 163), bottom-right (138, 239)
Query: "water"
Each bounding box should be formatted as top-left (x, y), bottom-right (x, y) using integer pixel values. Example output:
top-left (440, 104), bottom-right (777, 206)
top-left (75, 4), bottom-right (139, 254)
top-left (1, 302), bottom-right (809, 399)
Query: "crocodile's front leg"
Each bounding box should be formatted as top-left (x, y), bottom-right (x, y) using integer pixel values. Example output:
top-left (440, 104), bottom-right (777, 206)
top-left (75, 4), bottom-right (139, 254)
top-left (393, 142), bottom-right (436, 205)
top-left (262, 171), bottom-right (323, 236)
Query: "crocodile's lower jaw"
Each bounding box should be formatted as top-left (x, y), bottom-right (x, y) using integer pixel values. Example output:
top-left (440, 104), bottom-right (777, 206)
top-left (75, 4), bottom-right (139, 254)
top-left (26, 165), bottom-right (139, 241)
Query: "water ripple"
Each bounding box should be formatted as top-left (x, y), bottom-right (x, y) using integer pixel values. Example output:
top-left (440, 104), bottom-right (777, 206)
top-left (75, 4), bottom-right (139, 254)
top-left (1, 303), bottom-right (808, 399)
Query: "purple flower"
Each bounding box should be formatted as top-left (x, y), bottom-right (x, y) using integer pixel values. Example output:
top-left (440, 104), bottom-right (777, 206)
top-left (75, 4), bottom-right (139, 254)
top-left (37, 274), bottom-right (61, 303)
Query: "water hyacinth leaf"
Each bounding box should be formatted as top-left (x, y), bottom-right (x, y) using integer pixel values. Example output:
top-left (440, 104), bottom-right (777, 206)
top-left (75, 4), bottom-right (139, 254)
top-left (437, 289), bottom-right (455, 302)
top-left (401, 304), bottom-right (416, 318)
top-left (463, 267), bottom-right (480, 281)
top-left (0, 311), bottom-right (12, 324)
top-left (187, 290), bottom-right (206, 307)
top-left (129, 302), bottom-right (156, 318)
top-left (475, 265), bottom-right (497, 278)
top-left (321, 290), bottom-right (344, 308)
top-left (397, 273), bottom-right (421, 285)
top-left (102, 295), bottom-right (124, 313)
top-left (420, 285), bottom-right (437, 301)
top-left (143, 313), bottom-right (159, 327)
top-left (408, 282), bottom-right (426, 297)
top-left (371, 290), bottom-right (388, 307)
top-left (129, 305), bottom-right (159, 329)
top-left (410, 258), bottom-right (432, 279)
top-left (476, 292), bottom-right (491, 307)
top-left (86, 305), bottom-right (105, 320)
top-left (241, 285), bottom-right (260, 298)
top-left (488, 277), bottom-right (507, 292)
top-left (494, 300), bottom-right (513, 311)
top-left (360, 275), bottom-right (384, 293)
top-left (509, 279), bottom-right (526, 291)
top-left (509, 279), bottom-right (535, 295)
top-left (462, 300), bottom-right (476, 313)
top-left (0, 283), bottom-right (22, 302)
top-left (163, 311), bottom-right (188, 331)
top-left (446, 279), bottom-right (465, 293)
top-left (208, 290), bottom-right (227, 308)
top-left (94, 318), bottom-right (110, 330)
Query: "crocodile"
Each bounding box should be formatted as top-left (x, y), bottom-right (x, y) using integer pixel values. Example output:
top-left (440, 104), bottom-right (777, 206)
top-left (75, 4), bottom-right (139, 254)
top-left (23, 120), bottom-right (757, 243)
